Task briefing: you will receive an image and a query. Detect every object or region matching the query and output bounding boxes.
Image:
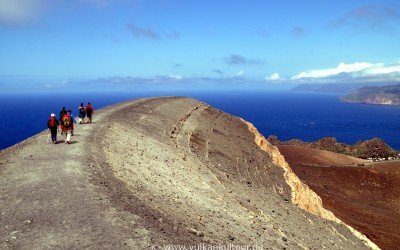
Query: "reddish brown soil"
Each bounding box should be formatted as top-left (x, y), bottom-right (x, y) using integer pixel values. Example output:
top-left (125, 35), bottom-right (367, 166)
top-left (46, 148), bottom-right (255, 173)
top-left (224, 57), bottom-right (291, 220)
top-left (278, 145), bottom-right (365, 167)
top-left (278, 145), bottom-right (400, 250)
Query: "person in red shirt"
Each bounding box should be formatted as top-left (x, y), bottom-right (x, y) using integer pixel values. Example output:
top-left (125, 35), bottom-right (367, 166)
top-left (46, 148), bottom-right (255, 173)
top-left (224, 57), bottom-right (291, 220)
top-left (60, 113), bottom-right (73, 144)
top-left (85, 102), bottom-right (94, 124)
top-left (47, 114), bottom-right (59, 144)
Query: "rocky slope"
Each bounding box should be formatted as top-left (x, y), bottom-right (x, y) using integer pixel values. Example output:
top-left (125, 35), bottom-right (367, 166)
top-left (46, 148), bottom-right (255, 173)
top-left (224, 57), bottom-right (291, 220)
top-left (0, 97), bottom-right (378, 249)
top-left (342, 84), bottom-right (400, 105)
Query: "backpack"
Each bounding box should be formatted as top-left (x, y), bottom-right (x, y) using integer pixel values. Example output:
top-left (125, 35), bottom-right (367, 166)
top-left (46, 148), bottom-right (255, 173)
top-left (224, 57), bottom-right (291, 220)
top-left (86, 106), bottom-right (93, 115)
top-left (62, 115), bottom-right (71, 127)
top-left (49, 117), bottom-right (56, 127)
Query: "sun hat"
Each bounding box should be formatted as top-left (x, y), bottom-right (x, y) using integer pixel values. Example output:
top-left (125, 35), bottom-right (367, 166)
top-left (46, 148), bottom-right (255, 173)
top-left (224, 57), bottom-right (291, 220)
top-left (50, 113), bottom-right (55, 117)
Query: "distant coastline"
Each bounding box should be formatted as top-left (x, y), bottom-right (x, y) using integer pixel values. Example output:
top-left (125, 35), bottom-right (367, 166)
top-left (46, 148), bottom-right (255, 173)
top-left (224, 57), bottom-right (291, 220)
top-left (290, 83), bottom-right (364, 94)
top-left (291, 83), bottom-right (400, 105)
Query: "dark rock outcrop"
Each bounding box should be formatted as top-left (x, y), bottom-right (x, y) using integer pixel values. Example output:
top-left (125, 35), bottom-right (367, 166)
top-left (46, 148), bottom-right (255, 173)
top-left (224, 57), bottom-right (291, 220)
top-left (268, 136), bottom-right (398, 159)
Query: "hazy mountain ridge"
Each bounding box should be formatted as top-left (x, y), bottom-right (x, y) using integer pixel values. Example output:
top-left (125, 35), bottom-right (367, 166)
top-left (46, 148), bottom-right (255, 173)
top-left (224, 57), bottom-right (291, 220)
top-left (291, 83), bottom-right (365, 94)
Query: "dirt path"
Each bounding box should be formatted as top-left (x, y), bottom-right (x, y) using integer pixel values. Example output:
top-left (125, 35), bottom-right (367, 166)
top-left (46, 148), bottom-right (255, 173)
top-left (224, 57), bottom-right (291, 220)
top-left (0, 97), bottom-right (374, 249)
top-left (0, 99), bottom-right (155, 249)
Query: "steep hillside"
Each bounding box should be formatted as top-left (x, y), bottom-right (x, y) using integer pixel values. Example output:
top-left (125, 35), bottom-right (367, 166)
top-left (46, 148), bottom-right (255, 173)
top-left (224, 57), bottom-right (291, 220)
top-left (0, 97), bottom-right (376, 249)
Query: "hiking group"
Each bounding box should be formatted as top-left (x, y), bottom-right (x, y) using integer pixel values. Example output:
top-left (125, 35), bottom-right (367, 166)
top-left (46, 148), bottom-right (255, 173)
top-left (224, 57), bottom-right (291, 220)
top-left (47, 102), bottom-right (94, 144)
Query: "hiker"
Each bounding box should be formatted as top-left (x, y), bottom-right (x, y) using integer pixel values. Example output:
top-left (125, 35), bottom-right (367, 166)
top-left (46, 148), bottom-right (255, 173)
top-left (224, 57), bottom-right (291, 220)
top-left (59, 107), bottom-right (67, 135)
top-left (78, 103), bottom-right (86, 124)
top-left (47, 113), bottom-right (59, 144)
top-left (59, 107), bottom-right (67, 121)
top-left (60, 112), bottom-right (73, 144)
top-left (67, 110), bottom-right (77, 135)
top-left (85, 102), bottom-right (94, 123)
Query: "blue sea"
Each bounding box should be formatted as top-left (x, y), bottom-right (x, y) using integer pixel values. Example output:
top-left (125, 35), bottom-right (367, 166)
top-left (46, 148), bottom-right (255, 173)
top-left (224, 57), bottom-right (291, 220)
top-left (1, 91), bottom-right (400, 150)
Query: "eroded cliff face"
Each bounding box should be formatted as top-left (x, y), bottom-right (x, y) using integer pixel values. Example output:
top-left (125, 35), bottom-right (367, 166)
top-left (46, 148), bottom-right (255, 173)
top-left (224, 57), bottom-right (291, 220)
top-left (242, 119), bottom-right (380, 250)
top-left (242, 119), bottom-right (340, 221)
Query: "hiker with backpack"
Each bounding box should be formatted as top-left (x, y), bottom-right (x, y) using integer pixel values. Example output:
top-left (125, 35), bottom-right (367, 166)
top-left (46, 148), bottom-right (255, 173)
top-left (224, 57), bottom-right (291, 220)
top-left (47, 113), bottom-right (59, 144)
top-left (67, 110), bottom-right (77, 135)
top-left (59, 107), bottom-right (68, 135)
top-left (78, 103), bottom-right (86, 124)
top-left (59, 107), bottom-right (67, 121)
top-left (85, 102), bottom-right (94, 124)
top-left (60, 112), bottom-right (73, 144)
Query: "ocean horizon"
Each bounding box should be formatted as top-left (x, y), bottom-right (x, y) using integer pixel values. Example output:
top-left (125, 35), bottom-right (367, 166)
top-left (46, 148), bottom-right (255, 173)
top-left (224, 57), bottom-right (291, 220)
top-left (1, 90), bottom-right (400, 150)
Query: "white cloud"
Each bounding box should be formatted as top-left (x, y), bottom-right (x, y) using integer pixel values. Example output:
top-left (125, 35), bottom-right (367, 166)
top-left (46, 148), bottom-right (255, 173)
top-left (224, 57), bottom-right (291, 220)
top-left (362, 64), bottom-right (400, 75)
top-left (170, 75), bottom-right (183, 80)
top-left (265, 72), bottom-right (280, 81)
top-left (60, 79), bottom-right (69, 85)
top-left (220, 70), bottom-right (245, 79)
top-left (292, 62), bottom-right (381, 80)
top-left (45, 79), bottom-right (69, 88)
top-left (291, 62), bottom-right (400, 83)
top-left (234, 70), bottom-right (244, 77)
top-left (96, 75), bottom-right (185, 85)
top-left (152, 75), bottom-right (182, 83)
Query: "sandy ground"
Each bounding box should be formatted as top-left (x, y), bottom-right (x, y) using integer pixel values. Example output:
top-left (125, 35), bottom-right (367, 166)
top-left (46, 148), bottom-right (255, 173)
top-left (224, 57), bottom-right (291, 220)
top-left (279, 145), bottom-right (400, 250)
top-left (0, 97), bottom-right (373, 249)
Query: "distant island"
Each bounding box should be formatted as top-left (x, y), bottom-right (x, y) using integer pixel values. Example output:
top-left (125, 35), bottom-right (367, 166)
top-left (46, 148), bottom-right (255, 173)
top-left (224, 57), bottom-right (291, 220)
top-left (291, 83), bottom-right (400, 105)
top-left (342, 84), bottom-right (400, 105)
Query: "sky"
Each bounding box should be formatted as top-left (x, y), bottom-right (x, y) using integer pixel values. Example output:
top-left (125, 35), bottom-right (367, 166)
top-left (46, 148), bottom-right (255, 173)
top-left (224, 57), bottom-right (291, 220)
top-left (0, 0), bottom-right (399, 92)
